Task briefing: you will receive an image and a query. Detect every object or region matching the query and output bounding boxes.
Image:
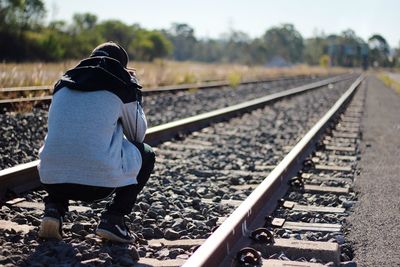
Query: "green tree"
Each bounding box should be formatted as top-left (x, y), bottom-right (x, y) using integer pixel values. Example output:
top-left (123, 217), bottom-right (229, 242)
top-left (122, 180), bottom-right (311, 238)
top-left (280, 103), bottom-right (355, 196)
top-left (66, 13), bottom-right (104, 58)
top-left (0, 0), bottom-right (47, 61)
top-left (219, 30), bottom-right (253, 64)
top-left (96, 20), bottom-right (134, 49)
top-left (129, 28), bottom-right (172, 61)
top-left (262, 23), bottom-right (304, 64)
top-left (395, 42), bottom-right (400, 68)
top-left (167, 23), bottom-right (197, 60)
top-left (193, 39), bottom-right (223, 62)
top-left (368, 34), bottom-right (390, 67)
top-left (71, 12), bottom-right (97, 33)
top-left (146, 31), bottom-right (172, 60)
top-left (304, 36), bottom-right (326, 65)
top-left (0, 0), bottom-right (46, 32)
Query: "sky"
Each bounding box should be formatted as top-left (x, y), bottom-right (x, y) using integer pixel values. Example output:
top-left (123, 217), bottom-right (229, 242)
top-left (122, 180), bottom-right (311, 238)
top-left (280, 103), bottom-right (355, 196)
top-left (43, 0), bottom-right (399, 47)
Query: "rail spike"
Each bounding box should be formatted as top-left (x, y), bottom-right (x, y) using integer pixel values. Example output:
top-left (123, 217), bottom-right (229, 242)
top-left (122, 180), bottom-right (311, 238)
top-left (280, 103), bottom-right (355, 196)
top-left (236, 247), bottom-right (262, 266)
top-left (250, 228), bottom-right (274, 244)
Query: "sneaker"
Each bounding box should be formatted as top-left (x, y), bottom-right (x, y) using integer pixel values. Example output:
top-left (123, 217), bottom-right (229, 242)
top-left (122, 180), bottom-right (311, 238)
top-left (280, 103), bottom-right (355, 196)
top-left (38, 207), bottom-right (63, 240)
top-left (95, 214), bottom-right (134, 243)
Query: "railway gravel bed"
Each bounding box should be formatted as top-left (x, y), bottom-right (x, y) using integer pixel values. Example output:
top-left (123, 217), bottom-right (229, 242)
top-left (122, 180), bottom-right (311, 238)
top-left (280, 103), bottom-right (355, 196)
top-left (0, 76), bottom-right (324, 170)
top-left (0, 77), bottom-right (356, 266)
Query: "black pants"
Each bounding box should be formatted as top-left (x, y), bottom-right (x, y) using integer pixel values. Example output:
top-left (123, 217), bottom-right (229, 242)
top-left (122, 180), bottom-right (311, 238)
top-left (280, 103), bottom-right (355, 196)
top-left (42, 142), bottom-right (155, 217)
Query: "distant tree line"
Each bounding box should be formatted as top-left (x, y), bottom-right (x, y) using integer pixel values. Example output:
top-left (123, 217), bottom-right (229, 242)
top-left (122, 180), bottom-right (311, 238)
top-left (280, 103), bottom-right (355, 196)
top-left (0, 0), bottom-right (398, 68)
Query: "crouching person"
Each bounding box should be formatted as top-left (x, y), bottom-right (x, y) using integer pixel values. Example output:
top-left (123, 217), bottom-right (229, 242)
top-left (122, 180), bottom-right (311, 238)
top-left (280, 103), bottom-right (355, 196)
top-left (37, 42), bottom-right (155, 243)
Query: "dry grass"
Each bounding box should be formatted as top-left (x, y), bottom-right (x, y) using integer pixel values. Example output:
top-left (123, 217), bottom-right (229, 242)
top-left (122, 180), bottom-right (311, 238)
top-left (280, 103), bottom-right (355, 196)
top-left (378, 72), bottom-right (400, 95)
top-left (0, 60), bottom-right (347, 89)
top-left (0, 62), bottom-right (76, 87)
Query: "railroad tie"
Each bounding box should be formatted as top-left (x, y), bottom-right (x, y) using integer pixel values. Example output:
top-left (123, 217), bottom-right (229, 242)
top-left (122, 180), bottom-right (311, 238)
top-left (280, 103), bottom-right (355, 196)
top-left (331, 131), bottom-right (359, 139)
top-left (324, 145), bottom-right (357, 153)
top-left (314, 164), bottom-right (353, 173)
top-left (282, 201), bottom-right (346, 213)
top-left (261, 259), bottom-right (329, 267)
top-left (270, 218), bottom-right (342, 232)
top-left (252, 239), bottom-right (340, 266)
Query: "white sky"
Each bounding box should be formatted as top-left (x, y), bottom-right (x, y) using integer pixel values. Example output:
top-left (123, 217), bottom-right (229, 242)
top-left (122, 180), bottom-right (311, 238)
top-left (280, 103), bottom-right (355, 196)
top-left (43, 0), bottom-right (399, 47)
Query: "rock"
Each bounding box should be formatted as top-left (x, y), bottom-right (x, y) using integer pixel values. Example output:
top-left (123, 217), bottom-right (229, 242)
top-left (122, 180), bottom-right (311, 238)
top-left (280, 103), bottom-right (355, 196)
top-left (289, 233), bottom-right (301, 240)
top-left (27, 215), bottom-right (41, 226)
top-left (137, 248), bottom-right (146, 257)
top-left (169, 248), bottom-right (185, 259)
top-left (278, 252), bottom-right (290, 261)
top-left (143, 219), bottom-right (156, 226)
top-left (71, 223), bottom-right (85, 234)
top-left (142, 228), bottom-right (154, 239)
top-left (138, 202), bottom-right (150, 211)
top-left (197, 187), bottom-right (207, 195)
top-left (164, 215), bottom-right (173, 221)
top-left (206, 217), bottom-right (218, 227)
top-left (155, 248), bottom-right (170, 259)
top-left (13, 217), bottom-right (27, 224)
top-left (335, 235), bottom-right (345, 245)
top-left (152, 228), bottom-right (163, 239)
top-left (212, 196), bottom-right (221, 202)
top-left (229, 176), bottom-right (240, 185)
top-left (177, 254), bottom-right (190, 260)
top-left (99, 252), bottom-right (112, 261)
top-left (189, 189), bottom-right (200, 198)
top-left (164, 229), bottom-right (180, 240)
top-left (193, 214), bottom-right (205, 220)
top-left (169, 212), bottom-right (181, 218)
top-left (146, 210), bottom-right (158, 219)
top-left (1, 205), bottom-right (11, 212)
top-left (341, 200), bottom-right (354, 208)
top-left (341, 253), bottom-right (351, 262)
top-left (81, 258), bottom-right (107, 265)
top-left (0, 255), bottom-right (11, 264)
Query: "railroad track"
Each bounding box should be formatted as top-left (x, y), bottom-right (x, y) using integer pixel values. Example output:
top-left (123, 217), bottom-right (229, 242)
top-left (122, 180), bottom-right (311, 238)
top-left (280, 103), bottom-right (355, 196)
top-left (0, 75), bottom-right (316, 107)
top-left (0, 74), bottom-right (348, 172)
top-left (0, 74), bottom-right (342, 170)
top-left (0, 74), bottom-right (363, 266)
top-left (184, 75), bottom-right (364, 267)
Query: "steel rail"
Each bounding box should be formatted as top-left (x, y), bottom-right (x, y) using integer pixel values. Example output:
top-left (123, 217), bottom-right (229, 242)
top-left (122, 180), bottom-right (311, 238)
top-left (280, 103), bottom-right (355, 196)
top-left (0, 74), bottom-right (355, 200)
top-left (0, 75), bottom-right (325, 106)
top-left (182, 74), bottom-right (364, 267)
top-left (143, 75), bottom-right (307, 93)
top-left (0, 85), bottom-right (50, 92)
top-left (0, 95), bottom-right (52, 104)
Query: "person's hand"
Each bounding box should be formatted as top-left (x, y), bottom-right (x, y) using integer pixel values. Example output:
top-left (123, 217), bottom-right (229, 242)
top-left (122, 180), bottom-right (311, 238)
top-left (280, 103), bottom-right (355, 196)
top-left (128, 69), bottom-right (136, 77)
top-left (128, 69), bottom-right (141, 85)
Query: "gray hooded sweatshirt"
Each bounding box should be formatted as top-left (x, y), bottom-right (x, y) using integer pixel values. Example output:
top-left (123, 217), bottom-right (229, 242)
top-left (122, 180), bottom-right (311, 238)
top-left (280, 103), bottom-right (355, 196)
top-left (38, 57), bottom-right (147, 188)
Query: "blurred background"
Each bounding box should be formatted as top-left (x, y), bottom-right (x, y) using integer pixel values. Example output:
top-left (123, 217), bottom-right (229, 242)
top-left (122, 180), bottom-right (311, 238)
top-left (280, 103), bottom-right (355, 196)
top-left (0, 0), bottom-right (398, 87)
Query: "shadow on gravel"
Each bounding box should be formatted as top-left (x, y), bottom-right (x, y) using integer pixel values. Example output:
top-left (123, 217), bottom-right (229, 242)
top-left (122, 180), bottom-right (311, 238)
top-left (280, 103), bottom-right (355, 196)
top-left (21, 233), bottom-right (139, 266)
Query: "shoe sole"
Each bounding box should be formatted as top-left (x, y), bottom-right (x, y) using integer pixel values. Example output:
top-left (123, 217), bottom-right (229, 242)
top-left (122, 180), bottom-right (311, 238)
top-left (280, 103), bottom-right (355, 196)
top-left (95, 228), bottom-right (134, 243)
top-left (38, 217), bottom-right (62, 240)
